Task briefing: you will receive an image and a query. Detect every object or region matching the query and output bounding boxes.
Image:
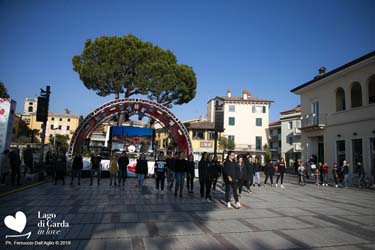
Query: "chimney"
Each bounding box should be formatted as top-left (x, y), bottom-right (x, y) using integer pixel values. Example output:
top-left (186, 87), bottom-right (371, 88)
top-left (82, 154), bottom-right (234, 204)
top-left (243, 89), bottom-right (250, 100)
top-left (227, 89), bottom-right (231, 98)
top-left (318, 66), bottom-right (326, 75)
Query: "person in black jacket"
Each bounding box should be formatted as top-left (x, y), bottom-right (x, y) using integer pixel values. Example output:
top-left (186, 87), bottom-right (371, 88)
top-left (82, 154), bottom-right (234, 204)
top-left (9, 148), bottom-right (21, 185)
top-left (223, 151), bottom-right (240, 209)
top-left (254, 157), bottom-right (262, 187)
top-left (186, 154), bottom-right (195, 193)
top-left (198, 152), bottom-right (212, 202)
top-left (244, 153), bottom-right (253, 193)
top-left (23, 145), bottom-right (33, 175)
top-left (136, 153), bottom-right (148, 192)
top-left (118, 151), bottom-right (129, 186)
top-left (174, 152), bottom-right (187, 198)
top-left (154, 152), bottom-right (167, 193)
top-left (237, 155), bottom-right (248, 196)
top-left (70, 152), bottom-right (83, 185)
top-left (264, 159), bottom-right (274, 186)
top-left (210, 155), bottom-right (221, 193)
top-left (166, 152), bottom-right (176, 191)
top-left (276, 157), bottom-right (286, 188)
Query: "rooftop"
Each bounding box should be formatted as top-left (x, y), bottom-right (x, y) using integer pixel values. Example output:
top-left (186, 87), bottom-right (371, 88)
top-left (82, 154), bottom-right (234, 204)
top-left (184, 121), bottom-right (215, 130)
top-left (280, 105), bottom-right (301, 115)
top-left (291, 50), bottom-right (375, 93)
top-left (269, 120), bottom-right (281, 127)
top-left (208, 89), bottom-right (273, 103)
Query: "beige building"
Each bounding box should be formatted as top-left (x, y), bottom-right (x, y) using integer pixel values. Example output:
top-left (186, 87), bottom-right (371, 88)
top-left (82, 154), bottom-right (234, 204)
top-left (46, 113), bottom-right (82, 144)
top-left (20, 97), bottom-right (82, 145)
top-left (207, 89), bottom-right (272, 155)
top-left (291, 51), bottom-right (375, 184)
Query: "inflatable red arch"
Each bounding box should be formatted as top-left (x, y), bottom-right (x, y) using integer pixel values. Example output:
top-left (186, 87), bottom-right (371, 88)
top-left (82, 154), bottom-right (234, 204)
top-left (67, 98), bottom-right (192, 157)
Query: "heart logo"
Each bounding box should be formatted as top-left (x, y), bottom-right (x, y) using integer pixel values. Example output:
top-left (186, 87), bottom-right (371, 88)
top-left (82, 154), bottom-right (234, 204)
top-left (4, 211), bottom-right (27, 233)
top-left (0, 109), bottom-right (5, 115)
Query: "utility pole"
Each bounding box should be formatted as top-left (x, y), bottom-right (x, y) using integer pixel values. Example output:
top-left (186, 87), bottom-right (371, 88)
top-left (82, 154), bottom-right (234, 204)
top-left (36, 85), bottom-right (51, 162)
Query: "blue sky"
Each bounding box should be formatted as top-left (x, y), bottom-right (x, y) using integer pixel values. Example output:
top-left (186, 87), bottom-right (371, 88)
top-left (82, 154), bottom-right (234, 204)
top-left (1, 0), bottom-right (374, 122)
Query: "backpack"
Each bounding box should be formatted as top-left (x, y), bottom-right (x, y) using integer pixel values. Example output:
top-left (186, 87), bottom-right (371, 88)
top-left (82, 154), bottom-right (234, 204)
top-left (274, 165), bottom-right (279, 173)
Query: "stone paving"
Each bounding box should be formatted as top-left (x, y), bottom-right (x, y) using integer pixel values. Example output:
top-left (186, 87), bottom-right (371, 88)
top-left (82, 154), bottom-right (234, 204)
top-left (0, 175), bottom-right (374, 250)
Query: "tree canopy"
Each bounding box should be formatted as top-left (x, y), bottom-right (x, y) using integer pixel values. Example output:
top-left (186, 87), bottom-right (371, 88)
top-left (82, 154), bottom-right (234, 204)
top-left (0, 81), bottom-right (9, 98)
top-left (219, 136), bottom-right (235, 150)
top-left (72, 34), bottom-right (197, 107)
top-left (49, 134), bottom-right (69, 152)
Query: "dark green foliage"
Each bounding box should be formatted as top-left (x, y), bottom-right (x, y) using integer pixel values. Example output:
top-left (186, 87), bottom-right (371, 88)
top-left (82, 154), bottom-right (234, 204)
top-left (0, 81), bottom-right (10, 98)
top-left (219, 136), bottom-right (235, 150)
top-left (72, 34), bottom-right (196, 106)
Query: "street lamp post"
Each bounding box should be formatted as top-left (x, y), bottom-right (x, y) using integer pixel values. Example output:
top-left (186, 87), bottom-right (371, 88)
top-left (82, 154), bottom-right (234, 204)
top-left (214, 99), bottom-right (224, 158)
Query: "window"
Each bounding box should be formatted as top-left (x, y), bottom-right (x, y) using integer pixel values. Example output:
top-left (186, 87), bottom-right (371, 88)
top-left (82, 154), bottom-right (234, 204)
top-left (368, 75), bottom-right (375, 104)
top-left (228, 135), bottom-right (235, 142)
top-left (288, 137), bottom-right (293, 145)
top-left (311, 101), bottom-right (319, 125)
top-left (352, 139), bottom-right (363, 174)
top-left (207, 131), bottom-right (215, 140)
top-left (256, 118), bottom-right (262, 126)
top-left (256, 136), bottom-right (262, 150)
top-left (336, 140), bottom-right (346, 167)
top-left (67, 118), bottom-right (71, 122)
top-left (58, 125), bottom-right (62, 130)
top-left (59, 117), bottom-right (63, 121)
top-left (252, 106), bottom-right (264, 113)
top-left (29, 102), bottom-right (33, 105)
top-left (351, 82), bottom-right (362, 108)
top-left (28, 106), bottom-right (33, 112)
top-left (228, 117), bottom-right (235, 126)
top-left (50, 125), bottom-right (54, 129)
top-left (229, 105), bottom-right (235, 112)
top-left (67, 126), bottom-right (70, 131)
top-left (192, 130), bottom-right (204, 140)
top-left (51, 117), bottom-right (54, 121)
top-left (336, 87), bottom-right (346, 111)
top-left (288, 121), bottom-right (293, 129)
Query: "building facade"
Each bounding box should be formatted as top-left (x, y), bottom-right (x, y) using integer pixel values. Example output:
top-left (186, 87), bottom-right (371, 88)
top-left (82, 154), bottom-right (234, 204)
top-left (267, 120), bottom-right (281, 161)
top-left (291, 51), bottom-right (375, 184)
top-left (20, 97), bottom-right (82, 145)
top-left (154, 118), bottom-right (219, 161)
top-left (207, 89), bottom-right (272, 155)
top-left (280, 106), bottom-right (302, 167)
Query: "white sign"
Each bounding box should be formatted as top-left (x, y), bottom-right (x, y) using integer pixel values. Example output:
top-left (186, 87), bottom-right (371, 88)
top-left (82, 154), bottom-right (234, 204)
top-left (0, 98), bottom-right (16, 171)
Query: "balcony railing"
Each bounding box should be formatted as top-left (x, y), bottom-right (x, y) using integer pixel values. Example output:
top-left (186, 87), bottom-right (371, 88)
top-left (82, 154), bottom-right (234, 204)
top-left (235, 144), bottom-right (264, 152)
top-left (301, 113), bottom-right (327, 130)
top-left (270, 147), bottom-right (280, 152)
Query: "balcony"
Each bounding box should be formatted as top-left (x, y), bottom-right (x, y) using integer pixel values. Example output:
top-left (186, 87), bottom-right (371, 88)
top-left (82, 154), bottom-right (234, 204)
top-left (293, 127), bottom-right (301, 135)
top-left (293, 143), bottom-right (302, 152)
top-left (301, 113), bottom-right (327, 131)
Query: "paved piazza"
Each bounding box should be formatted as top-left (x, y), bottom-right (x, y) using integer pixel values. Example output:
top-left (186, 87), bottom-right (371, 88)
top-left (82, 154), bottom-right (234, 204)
top-left (0, 176), bottom-right (374, 250)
